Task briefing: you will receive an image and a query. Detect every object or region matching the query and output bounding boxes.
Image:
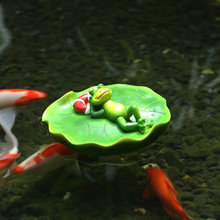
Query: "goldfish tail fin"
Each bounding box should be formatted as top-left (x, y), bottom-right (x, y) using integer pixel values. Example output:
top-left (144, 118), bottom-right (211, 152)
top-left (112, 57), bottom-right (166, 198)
top-left (161, 200), bottom-right (193, 220)
top-left (180, 211), bottom-right (194, 220)
top-left (161, 201), bottom-right (175, 217)
top-left (142, 186), bottom-right (154, 199)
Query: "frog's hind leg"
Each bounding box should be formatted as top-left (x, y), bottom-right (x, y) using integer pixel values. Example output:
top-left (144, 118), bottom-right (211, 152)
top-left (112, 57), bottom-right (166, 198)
top-left (126, 105), bottom-right (152, 134)
top-left (116, 116), bottom-right (138, 132)
top-left (127, 105), bottom-right (141, 121)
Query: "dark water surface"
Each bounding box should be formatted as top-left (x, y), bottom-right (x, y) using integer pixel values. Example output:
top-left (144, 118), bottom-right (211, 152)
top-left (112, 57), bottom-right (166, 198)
top-left (0, 0), bottom-right (220, 219)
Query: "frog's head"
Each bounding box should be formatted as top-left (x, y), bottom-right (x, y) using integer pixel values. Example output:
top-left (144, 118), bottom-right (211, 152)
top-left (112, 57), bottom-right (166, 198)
top-left (89, 84), bottom-right (112, 106)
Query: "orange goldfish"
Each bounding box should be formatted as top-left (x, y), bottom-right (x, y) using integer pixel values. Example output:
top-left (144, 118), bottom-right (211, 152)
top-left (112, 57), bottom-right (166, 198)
top-left (142, 164), bottom-right (193, 220)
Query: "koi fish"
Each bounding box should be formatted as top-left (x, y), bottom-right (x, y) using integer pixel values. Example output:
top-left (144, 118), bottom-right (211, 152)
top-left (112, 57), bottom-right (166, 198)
top-left (0, 89), bottom-right (48, 110)
top-left (142, 164), bottom-right (193, 220)
top-left (1, 142), bottom-right (80, 185)
top-left (0, 89), bottom-right (48, 172)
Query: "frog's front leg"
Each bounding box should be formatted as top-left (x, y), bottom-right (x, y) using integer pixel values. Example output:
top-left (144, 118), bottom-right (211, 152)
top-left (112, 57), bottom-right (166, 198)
top-left (89, 99), bottom-right (105, 118)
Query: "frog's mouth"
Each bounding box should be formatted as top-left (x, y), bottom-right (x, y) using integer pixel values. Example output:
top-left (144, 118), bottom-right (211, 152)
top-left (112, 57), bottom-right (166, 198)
top-left (96, 91), bottom-right (108, 100)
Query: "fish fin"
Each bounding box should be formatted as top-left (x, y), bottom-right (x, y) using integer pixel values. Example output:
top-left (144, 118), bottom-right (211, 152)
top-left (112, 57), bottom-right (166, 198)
top-left (178, 207), bottom-right (194, 220)
top-left (71, 160), bottom-right (81, 176)
top-left (142, 186), bottom-right (154, 199)
top-left (164, 177), bottom-right (178, 199)
top-left (181, 213), bottom-right (194, 220)
top-left (105, 164), bottom-right (116, 181)
top-left (65, 160), bottom-right (81, 176)
top-left (0, 107), bottom-right (16, 130)
top-left (161, 200), bottom-right (175, 217)
top-left (161, 199), bottom-right (193, 220)
top-left (0, 107), bottom-right (18, 153)
top-left (82, 169), bottom-right (96, 182)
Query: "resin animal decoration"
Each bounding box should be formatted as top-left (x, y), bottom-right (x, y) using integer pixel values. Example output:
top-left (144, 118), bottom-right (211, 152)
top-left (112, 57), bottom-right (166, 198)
top-left (43, 84), bottom-right (171, 156)
top-left (87, 84), bottom-right (152, 133)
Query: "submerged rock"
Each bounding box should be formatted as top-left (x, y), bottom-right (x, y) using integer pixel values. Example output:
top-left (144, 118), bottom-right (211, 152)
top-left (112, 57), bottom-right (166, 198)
top-left (186, 147), bottom-right (212, 158)
top-left (180, 192), bottom-right (194, 201)
top-left (134, 207), bottom-right (147, 215)
top-left (161, 149), bottom-right (184, 169)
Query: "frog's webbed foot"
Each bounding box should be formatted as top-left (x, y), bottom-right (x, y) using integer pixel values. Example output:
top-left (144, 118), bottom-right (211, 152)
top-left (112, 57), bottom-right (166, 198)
top-left (137, 118), bottom-right (153, 134)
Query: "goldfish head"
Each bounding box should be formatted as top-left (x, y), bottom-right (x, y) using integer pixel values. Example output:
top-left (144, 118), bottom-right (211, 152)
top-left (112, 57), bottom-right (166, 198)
top-left (142, 163), bottom-right (159, 171)
top-left (14, 90), bottom-right (48, 107)
top-left (142, 163), bottom-right (160, 180)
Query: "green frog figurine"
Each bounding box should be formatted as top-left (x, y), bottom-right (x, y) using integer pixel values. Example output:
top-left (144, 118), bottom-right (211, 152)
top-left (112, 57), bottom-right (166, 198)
top-left (89, 84), bottom-right (152, 133)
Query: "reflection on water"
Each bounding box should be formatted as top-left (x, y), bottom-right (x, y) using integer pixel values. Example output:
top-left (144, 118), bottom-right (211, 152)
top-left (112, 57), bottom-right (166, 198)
top-left (171, 49), bottom-right (220, 132)
top-left (0, 0), bottom-right (220, 220)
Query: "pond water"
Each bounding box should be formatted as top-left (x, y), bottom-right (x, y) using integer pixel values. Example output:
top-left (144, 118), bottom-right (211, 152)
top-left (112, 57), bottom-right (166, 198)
top-left (0, 0), bottom-right (220, 219)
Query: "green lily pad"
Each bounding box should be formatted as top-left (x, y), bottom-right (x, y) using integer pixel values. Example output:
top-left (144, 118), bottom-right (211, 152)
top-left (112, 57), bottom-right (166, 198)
top-left (42, 84), bottom-right (171, 156)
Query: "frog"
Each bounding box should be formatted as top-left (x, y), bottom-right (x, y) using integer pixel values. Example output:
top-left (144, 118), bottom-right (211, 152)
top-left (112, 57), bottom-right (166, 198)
top-left (89, 84), bottom-right (152, 133)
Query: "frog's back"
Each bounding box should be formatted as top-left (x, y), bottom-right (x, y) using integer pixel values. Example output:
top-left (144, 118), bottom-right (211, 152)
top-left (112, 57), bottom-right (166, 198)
top-left (103, 100), bottom-right (127, 122)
